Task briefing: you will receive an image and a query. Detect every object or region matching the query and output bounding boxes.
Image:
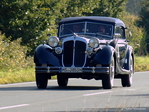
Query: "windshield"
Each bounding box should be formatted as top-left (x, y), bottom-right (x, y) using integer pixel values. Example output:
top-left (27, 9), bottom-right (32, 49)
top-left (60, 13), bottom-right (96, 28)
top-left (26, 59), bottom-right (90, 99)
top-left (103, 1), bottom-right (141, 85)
top-left (59, 22), bottom-right (113, 37)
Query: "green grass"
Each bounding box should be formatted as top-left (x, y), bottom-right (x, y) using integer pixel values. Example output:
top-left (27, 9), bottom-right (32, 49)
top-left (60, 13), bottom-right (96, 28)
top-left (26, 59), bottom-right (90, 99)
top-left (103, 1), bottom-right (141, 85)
top-left (134, 56), bottom-right (149, 72)
top-left (0, 68), bottom-right (35, 84)
top-left (0, 56), bottom-right (148, 84)
top-left (0, 67), bottom-right (57, 84)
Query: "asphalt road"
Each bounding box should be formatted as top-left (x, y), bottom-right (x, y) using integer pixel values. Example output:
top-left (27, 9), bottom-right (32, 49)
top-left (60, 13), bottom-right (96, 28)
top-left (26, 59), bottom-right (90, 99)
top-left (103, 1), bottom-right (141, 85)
top-left (0, 71), bottom-right (149, 112)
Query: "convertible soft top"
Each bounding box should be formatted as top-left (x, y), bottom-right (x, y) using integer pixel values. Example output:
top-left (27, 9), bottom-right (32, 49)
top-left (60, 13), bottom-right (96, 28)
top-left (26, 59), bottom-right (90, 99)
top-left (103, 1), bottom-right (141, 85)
top-left (59, 16), bottom-right (125, 27)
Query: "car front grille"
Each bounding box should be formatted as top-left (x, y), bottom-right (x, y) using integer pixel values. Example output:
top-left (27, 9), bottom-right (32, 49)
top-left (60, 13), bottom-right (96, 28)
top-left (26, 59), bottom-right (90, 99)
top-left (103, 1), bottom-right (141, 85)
top-left (63, 40), bottom-right (86, 67)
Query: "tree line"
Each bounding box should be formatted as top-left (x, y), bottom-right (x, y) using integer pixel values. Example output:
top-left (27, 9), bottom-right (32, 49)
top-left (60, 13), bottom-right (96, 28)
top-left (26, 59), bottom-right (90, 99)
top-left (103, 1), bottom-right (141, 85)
top-left (0, 0), bottom-right (127, 55)
top-left (0, 0), bottom-right (149, 56)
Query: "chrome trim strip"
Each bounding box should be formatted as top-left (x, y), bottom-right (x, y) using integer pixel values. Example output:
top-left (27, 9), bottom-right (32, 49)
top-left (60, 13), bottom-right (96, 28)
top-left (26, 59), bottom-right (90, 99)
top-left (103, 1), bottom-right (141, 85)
top-left (35, 66), bottom-right (109, 74)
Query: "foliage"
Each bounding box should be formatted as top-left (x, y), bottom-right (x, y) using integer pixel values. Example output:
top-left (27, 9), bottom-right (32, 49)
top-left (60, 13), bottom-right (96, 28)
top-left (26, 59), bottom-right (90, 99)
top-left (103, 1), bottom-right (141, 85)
top-left (126, 0), bottom-right (145, 15)
top-left (0, 0), bottom-right (128, 55)
top-left (59, 0), bottom-right (98, 18)
top-left (137, 31), bottom-right (148, 55)
top-left (135, 55), bottom-right (149, 72)
top-left (119, 13), bottom-right (146, 55)
top-left (137, 1), bottom-right (149, 31)
top-left (0, 0), bottom-right (61, 54)
top-left (0, 33), bottom-right (34, 72)
top-left (84, 0), bottom-right (127, 18)
top-left (137, 0), bottom-right (149, 53)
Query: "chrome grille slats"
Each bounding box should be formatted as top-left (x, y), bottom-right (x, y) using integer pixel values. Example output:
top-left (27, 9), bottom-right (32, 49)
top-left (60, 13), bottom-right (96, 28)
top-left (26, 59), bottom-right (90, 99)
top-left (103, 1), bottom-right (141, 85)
top-left (62, 36), bottom-right (87, 67)
top-left (63, 40), bottom-right (74, 67)
top-left (74, 41), bottom-right (86, 67)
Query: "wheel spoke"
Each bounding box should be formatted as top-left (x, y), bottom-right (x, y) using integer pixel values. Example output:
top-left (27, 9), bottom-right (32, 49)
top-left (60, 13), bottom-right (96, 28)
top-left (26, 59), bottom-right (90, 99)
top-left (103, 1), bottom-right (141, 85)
top-left (102, 57), bottom-right (115, 89)
top-left (121, 55), bottom-right (134, 87)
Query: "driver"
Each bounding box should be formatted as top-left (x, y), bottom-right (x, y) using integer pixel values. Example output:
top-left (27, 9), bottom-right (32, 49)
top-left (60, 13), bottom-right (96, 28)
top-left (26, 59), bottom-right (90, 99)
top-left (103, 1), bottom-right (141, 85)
top-left (98, 25), bottom-right (106, 33)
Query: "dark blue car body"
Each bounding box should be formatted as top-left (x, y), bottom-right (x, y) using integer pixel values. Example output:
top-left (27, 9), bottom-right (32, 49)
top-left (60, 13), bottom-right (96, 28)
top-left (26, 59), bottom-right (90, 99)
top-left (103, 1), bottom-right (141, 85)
top-left (34, 16), bottom-right (134, 89)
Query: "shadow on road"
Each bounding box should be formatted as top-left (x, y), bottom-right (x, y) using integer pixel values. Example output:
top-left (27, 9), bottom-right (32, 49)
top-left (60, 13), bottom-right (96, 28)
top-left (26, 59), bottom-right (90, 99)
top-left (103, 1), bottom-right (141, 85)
top-left (0, 85), bottom-right (104, 91)
top-left (74, 107), bottom-right (149, 112)
top-left (47, 85), bottom-right (103, 91)
top-left (0, 80), bottom-right (121, 91)
top-left (116, 93), bottom-right (149, 98)
top-left (0, 86), bottom-right (38, 91)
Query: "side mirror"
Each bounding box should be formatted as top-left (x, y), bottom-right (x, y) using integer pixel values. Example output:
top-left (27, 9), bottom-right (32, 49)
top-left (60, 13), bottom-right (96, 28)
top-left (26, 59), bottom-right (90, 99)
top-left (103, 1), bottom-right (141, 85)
top-left (114, 33), bottom-right (121, 38)
top-left (128, 31), bottom-right (132, 37)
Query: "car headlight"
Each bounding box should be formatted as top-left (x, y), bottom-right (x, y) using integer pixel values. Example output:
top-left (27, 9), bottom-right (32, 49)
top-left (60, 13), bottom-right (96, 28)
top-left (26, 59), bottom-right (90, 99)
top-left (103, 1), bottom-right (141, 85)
top-left (89, 37), bottom-right (100, 48)
top-left (48, 36), bottom-right (59, 47)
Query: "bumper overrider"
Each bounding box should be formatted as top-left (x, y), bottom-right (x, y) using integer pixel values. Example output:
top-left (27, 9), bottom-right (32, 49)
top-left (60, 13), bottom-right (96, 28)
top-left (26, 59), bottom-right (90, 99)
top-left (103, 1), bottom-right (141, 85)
top-left (35, 66), bottom-right (109, 74)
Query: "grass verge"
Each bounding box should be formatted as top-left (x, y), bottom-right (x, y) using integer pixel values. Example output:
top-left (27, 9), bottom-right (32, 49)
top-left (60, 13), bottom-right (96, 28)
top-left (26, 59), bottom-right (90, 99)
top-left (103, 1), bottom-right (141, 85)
top-left (134, 56), bottom-right (149, 72)
top-left (0, 68), bottom-right (35, 84)
top-left (0, 56), bottom-right (148, 84)
top-left (0, 68), bottom-right (57, 84)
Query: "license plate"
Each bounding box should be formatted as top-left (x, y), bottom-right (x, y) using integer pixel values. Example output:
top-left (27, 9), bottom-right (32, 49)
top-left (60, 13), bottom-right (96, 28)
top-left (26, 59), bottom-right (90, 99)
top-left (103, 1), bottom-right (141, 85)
top-left (62, 67), bottom-right (82, 73)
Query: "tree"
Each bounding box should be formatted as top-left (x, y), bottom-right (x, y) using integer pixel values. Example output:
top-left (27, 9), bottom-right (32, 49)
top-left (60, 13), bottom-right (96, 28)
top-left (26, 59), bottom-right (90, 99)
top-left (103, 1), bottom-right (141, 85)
top-left (126, 0), bottom-right (145, 15)
top-left (84, 0), bottom-right (127, 18)
top-left (120, 13), bottom-right (145, 55)
top-left (0, 0), bottom-right (69, 54)
top-left (0, 0), bottom-right (128, 55)
top-left (137, 0), bottom-right (149, 53)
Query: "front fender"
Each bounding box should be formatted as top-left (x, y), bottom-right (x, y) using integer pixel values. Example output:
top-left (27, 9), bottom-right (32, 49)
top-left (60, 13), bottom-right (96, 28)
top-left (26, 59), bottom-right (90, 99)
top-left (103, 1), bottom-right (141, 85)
top-left (34, 44), bottom-right (60, 66)
top-left (91, 45), bottom-right (115, 65)
top-left (123, 45), bottom-right (134, 70)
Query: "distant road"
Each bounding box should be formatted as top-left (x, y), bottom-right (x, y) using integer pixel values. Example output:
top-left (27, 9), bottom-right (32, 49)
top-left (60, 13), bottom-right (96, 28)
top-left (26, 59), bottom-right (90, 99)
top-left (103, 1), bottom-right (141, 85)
top-left (0, 71), bottom-right (149, 112)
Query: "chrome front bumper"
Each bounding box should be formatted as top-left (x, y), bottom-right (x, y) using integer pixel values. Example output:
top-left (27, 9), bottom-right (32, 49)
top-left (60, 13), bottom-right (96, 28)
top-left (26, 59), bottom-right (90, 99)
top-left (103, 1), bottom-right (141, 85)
top-left (35, 66), bottom-right (109, 74)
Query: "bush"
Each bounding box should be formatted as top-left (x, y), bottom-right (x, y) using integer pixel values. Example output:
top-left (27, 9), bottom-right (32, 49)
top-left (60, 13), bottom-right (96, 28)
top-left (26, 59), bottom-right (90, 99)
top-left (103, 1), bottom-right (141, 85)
top-left (120, 13), bottom-right (144, 55)
top-left (0, 33), bottom-right (34, 72)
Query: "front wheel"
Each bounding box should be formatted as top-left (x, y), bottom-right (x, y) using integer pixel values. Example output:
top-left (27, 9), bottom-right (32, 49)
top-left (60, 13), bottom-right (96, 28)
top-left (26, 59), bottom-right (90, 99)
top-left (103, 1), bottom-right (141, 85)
top-left (57, 75), bottom-right (68, 87)
top-left (36, 73), bottom-right (48, 89)
top-left (121, 55), bottom-right (134, 87)
top-left (102, 57), bottom-right (115, 89)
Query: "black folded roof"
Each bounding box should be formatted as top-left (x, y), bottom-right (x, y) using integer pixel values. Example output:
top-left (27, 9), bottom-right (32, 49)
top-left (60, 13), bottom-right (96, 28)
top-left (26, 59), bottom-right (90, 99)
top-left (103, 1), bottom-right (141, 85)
top-left (59, 16), bottom-right (125, 27)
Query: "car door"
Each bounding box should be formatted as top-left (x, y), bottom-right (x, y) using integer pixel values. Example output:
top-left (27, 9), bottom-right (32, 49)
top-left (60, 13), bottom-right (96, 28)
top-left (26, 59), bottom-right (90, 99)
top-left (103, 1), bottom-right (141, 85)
top-left (115, 26), bottom-right (127, 67)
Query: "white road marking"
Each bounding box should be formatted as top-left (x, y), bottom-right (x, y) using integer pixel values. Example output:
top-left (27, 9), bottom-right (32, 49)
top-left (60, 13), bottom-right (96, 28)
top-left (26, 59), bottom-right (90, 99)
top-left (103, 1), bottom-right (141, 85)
top-left (83, 91), bottom-right (113, 96)
top-left (0, 104), bottom-right (29, 110)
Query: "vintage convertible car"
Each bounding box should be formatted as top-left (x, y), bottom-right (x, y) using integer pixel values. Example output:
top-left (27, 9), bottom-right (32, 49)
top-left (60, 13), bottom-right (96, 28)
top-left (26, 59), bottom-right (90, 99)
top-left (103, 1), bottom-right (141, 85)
top-left (34, 16), bottom-right (134, 89)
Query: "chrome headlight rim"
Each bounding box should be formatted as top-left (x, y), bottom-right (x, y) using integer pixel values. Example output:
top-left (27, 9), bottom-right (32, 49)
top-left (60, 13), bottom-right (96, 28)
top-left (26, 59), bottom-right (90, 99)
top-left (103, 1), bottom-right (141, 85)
top-left (55, 47), bottom-right (63, 54)
top-left (48, 36), bottom-right (59, 47)
top-left (89, 37), bottom-right (100, 48)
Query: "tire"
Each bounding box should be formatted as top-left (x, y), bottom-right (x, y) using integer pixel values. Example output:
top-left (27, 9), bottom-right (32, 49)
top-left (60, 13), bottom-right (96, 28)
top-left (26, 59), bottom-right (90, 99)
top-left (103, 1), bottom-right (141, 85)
top-left (102, 57), bottom-right (115, 89)
top-left (36, 73), bottom-right (48, 89)
top-left (121, 55), bottom-right (134, 87)
top-left (57, 75), bottom-right (68, 87)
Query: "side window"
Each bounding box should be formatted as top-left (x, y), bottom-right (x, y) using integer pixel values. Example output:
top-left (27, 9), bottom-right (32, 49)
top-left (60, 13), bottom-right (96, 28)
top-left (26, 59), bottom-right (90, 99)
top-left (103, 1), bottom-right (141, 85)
top-left (115, 26), bottom-right (125, 39)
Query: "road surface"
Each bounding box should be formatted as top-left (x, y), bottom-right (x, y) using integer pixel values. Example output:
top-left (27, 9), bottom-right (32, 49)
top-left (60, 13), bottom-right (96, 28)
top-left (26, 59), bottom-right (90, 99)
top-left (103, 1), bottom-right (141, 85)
top-left (0, 71), bottom-right (149, 112)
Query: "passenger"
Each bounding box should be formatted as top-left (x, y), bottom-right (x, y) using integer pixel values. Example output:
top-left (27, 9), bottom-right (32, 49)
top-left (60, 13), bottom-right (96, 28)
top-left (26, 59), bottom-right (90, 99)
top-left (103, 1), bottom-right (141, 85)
top-left (73, 24), bottom-right (81, 33)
